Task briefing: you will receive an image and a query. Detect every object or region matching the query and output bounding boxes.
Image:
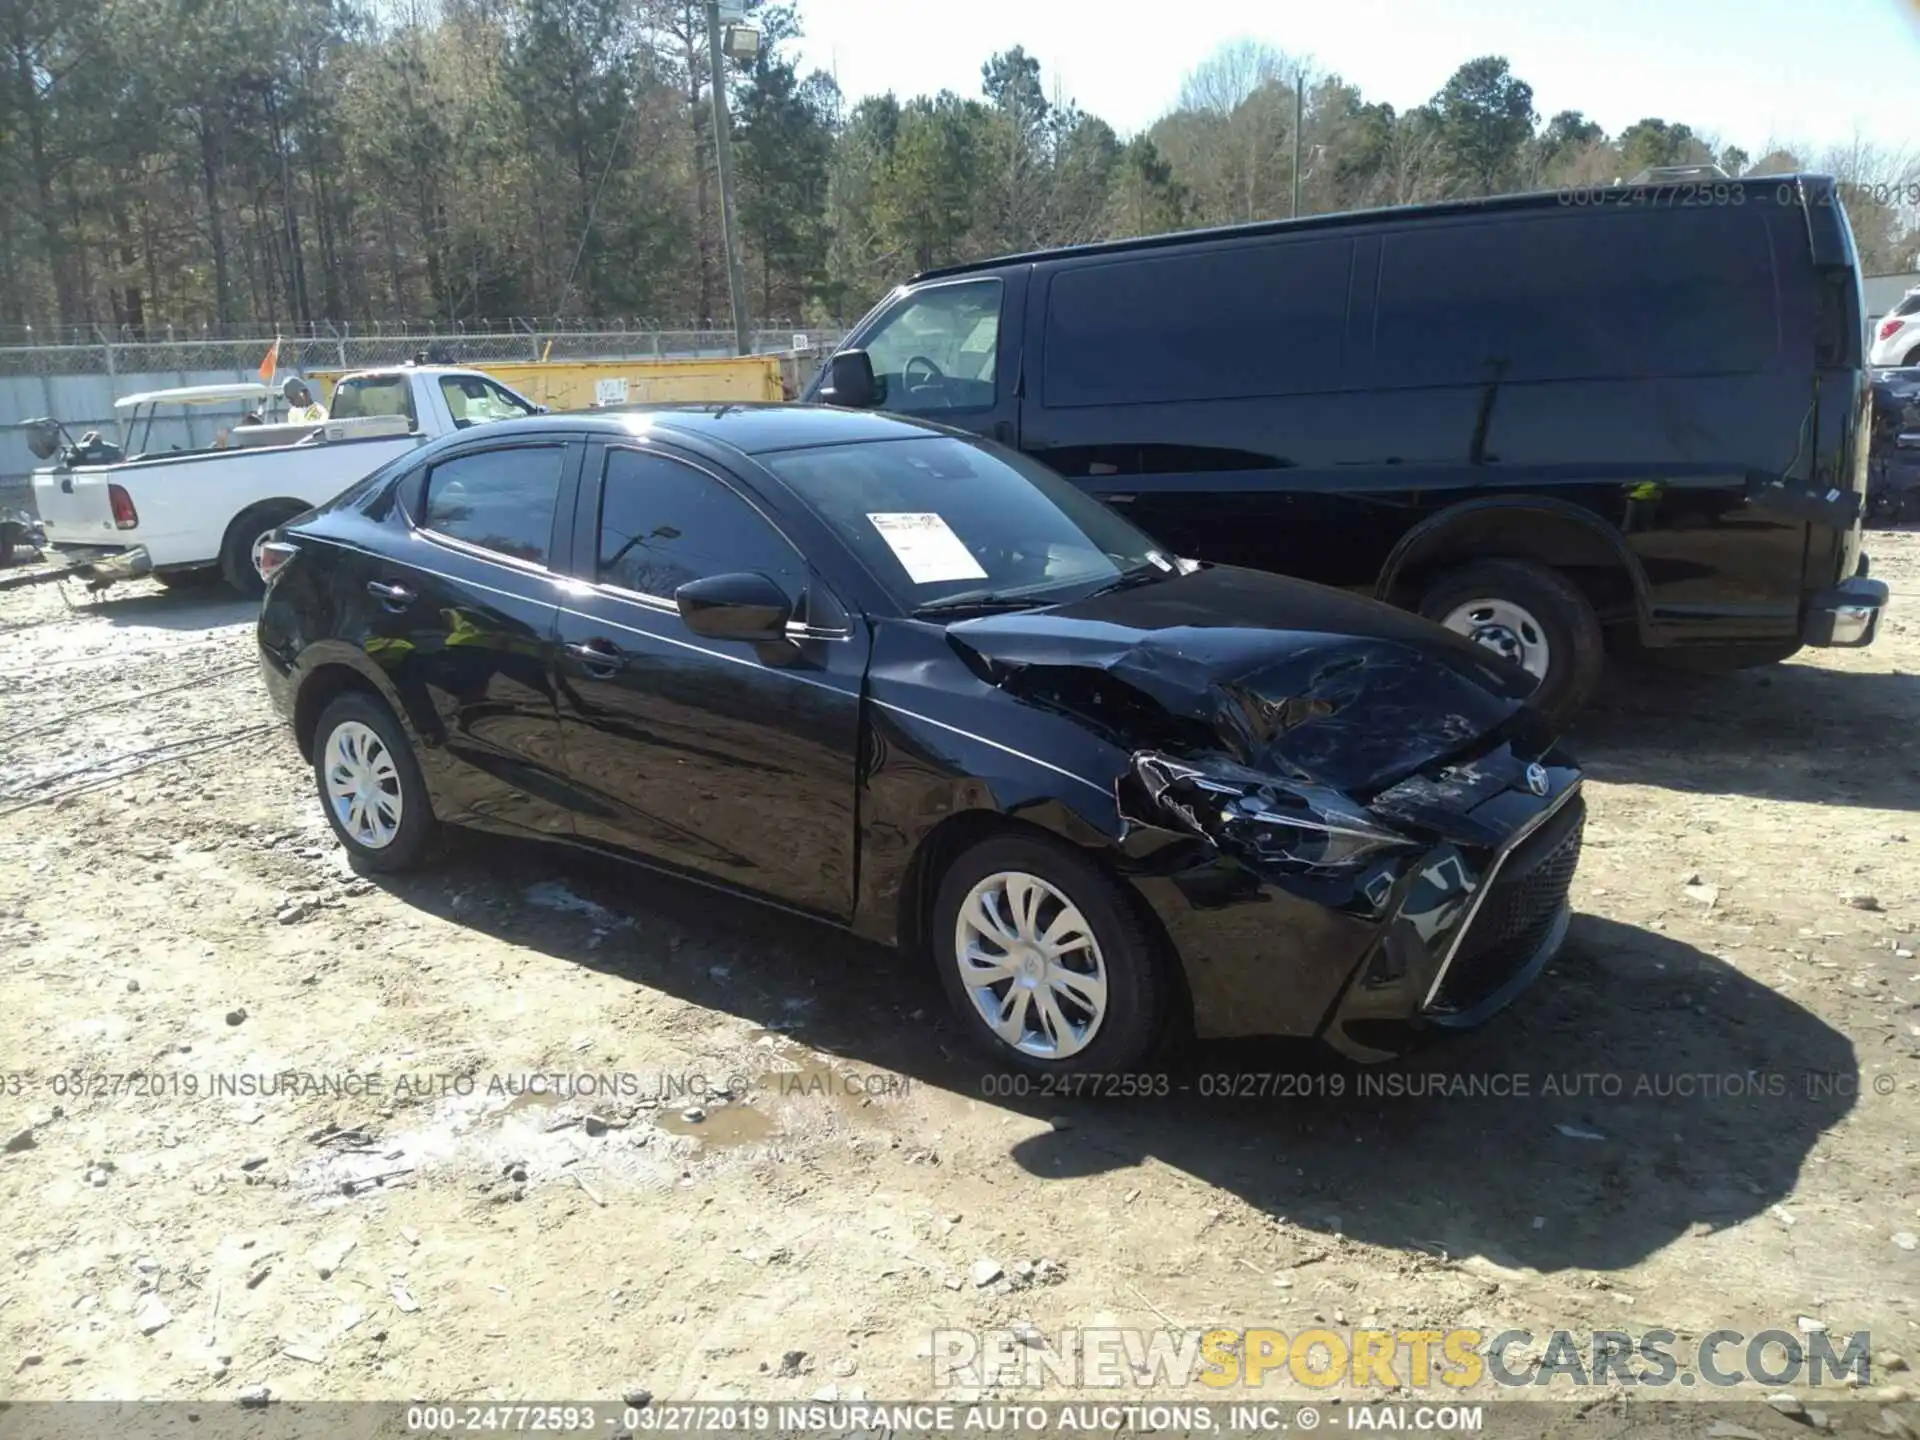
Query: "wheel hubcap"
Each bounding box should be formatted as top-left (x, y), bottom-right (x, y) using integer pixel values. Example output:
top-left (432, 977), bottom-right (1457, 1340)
top-left (1440, 597), bottom-right (1551, 682)
top-left (953, 871), bottom-right (1108, 1060)
top-left (323, 720), bottom-right (403, 849)
top-left (249, 530), bottom-right (274, 578)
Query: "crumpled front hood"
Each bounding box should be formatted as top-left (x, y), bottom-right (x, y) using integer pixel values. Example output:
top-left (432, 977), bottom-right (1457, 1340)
top-left (946, 565), bottom-right (1534, 795)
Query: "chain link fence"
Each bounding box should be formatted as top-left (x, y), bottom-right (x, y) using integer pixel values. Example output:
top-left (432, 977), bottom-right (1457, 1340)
top-left (0, 323), bottom-right (845, 379)
top-left (0, 323), bottom-right (846, 508)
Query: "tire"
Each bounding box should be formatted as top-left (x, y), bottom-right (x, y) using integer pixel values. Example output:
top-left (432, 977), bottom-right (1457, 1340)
top-left (1417, 559), bottom-right (1604, 727)
top-left (929, 830), bottom-right (1168, 1078)
top-left (220, 501), bottom-right (306, 598)
top-left (311, 691), bottom-right (439, 873)
top-left (0, 530), bottom-right (13, 568)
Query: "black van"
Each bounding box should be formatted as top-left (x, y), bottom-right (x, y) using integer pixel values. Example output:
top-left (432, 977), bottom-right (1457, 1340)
top-left (805, 173), bottom-right (1886, 721)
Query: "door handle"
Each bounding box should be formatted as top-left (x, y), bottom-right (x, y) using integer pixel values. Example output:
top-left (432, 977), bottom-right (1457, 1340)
top-left (1105, 493), bottom-right (1138, 504)
top-left (366, 580), bottom-right (415, 610)
top-left (565, 639), bottom-right (625, 678)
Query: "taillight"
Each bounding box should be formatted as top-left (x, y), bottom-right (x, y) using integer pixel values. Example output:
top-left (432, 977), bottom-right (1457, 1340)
top-left (1881, 318), bottom-right (1907, 342)
top-left (108, 484), bottom-right (138, 529)
top-left (255, 539), bottom-right (298, 584)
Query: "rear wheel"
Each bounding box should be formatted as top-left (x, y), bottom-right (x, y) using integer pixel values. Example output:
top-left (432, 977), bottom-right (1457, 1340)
top-left (1418, 559), bottom-right (1604, 727)
top-left (311, 691), bottom-right (438, 872)
top-left (220, 501), bottom-right (307, 598)
top-left (929, 831), bottom-right (1168, 1078)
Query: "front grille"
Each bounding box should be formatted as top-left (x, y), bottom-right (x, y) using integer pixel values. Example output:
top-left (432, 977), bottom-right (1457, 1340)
top-left (1428, 794), bottom-right (1585, 1017)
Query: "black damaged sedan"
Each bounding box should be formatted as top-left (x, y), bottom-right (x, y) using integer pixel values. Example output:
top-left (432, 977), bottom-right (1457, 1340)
top-left (257, 405), bottom-right (1584, 1072)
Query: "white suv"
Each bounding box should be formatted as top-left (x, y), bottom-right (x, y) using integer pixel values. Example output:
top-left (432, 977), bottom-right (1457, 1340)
top-left (1871, 287), bottom-right (1920, 368)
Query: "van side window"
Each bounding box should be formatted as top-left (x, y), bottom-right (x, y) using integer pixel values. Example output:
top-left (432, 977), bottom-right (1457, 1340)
top-left (1373, 208), bottom-right (1779, 387)
top-left (861, 279), bottom-right (1002, 414)
top-left (1041, 239), bottom-right (1353, 408)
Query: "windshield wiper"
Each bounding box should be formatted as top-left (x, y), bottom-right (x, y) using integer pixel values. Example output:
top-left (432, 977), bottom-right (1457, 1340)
top-left (911, 591), bottom-right (1051, 617)
top-left (1079, 562), bottom-right (1177, 599)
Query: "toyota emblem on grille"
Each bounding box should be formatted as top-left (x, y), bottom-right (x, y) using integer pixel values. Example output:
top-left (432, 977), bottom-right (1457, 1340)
top-left (1525, 763), bottom-right (1550, 797)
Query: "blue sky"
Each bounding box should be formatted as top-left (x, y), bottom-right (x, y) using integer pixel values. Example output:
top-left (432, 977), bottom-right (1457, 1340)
top-left (789, 0), bottom-right (1919, 157)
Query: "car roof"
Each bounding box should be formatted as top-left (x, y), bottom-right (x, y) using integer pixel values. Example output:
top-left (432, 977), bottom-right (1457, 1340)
top-left (469, 403), bottom-right (956, 456)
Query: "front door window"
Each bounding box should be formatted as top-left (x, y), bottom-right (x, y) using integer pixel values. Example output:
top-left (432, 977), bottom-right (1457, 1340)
top-left (861, 278), bottom-right (1003, 415)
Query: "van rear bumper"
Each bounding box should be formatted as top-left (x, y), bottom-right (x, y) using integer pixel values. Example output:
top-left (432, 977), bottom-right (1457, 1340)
top-left (1801, 575), bottom-right (1889, 647)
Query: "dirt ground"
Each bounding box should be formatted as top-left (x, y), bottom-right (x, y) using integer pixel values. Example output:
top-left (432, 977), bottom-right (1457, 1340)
top-left (1, 536), bottom-right (1918, 1414)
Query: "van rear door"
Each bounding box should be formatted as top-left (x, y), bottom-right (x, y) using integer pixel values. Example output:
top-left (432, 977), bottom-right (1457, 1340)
top-left (1798, 175), bottom-right (1870, 587)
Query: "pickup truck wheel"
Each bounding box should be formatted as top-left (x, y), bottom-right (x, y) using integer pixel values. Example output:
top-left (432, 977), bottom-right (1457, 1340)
top-left (1418, 559), bottom-right (1604, 727)
top-left (221, 501), bottom-right (306, 598)
top-left (312, 692), bottom-right (438, 872)
top-left (930, 831), bottom-right (1168, 1079)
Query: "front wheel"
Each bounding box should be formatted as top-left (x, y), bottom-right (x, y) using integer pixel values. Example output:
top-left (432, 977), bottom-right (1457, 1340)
top-left (311, 692), bottom-right (439, 872)
top-left (929, 832), bottom-right (1169, 1078)
top-left (1418, 559), bottom-right (1604, 728)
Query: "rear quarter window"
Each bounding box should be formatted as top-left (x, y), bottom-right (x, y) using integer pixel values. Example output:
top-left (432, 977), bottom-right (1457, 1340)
top-left (1372, 206), bottom-right (1782, 387)
top-left (1041, 237), bottom-right (1353, 408)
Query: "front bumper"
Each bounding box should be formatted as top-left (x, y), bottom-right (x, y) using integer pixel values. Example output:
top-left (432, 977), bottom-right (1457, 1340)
top-left (1125, 747), bottom-right (1585, 1060)
top-left (1801, 574), bottom-right (1889, 647)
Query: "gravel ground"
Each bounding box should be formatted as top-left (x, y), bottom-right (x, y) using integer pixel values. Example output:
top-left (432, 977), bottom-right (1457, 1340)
top-left (0, 541), bottom-right (1917, 1412)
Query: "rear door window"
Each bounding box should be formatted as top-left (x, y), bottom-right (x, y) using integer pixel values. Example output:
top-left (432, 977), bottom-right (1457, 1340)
top-left (330, 374), bottom-right (418, 429)
top-left (1041, 238), bottom-right (1353, 408)
top-left (420, 445), bottom-right (567, 566)
top-left (1373, 207), bottom-right (1780, 386)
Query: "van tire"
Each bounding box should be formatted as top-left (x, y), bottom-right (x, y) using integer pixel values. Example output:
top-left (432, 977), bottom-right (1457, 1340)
top-left (220, 501), bottom-right (307, 598)
top-left (1418, 560), bottom-right (1604, 727)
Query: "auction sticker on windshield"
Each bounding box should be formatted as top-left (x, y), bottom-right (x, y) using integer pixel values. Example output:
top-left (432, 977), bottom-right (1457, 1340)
top-left (867, 512), bottom-right (988, 584)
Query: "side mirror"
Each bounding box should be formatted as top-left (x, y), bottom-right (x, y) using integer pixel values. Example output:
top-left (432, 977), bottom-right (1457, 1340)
top-left (817, 350), bottom-right (877, 409)
top-left (675, 572), bottom-right (793, 642)
top-left (534, 404), bottom-right (550, 415)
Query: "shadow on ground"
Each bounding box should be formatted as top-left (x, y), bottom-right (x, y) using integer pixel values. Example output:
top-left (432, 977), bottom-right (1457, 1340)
top-left (83, 582), bottom-right (253, 632)
top-left (1569, 657), bottom-right (1920, 810)
top-left (374, 835), bottom-right (1858, 1277)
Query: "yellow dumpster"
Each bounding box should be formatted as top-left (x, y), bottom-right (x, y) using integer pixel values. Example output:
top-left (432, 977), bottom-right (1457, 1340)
top-left (309, 355), bottom-right (786, 411)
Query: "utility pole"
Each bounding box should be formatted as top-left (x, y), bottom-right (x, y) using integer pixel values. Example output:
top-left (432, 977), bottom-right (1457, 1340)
top-left (706, 0), bottom-right (752, 357)
top-left (1291, 71), bottom-right (1304, 219)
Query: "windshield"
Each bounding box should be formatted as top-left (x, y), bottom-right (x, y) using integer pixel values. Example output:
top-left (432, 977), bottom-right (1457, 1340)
top-left (760, 435), bottom-right (1171, 613)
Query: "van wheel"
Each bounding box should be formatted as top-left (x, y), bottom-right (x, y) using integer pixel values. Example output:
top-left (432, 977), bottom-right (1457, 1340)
top-left (220, 501), bottom-right (306, 598)
top-left (929, 831), bottom-right (1168, 1079)
top-left (1418, 559), bottom-right (1604, 727)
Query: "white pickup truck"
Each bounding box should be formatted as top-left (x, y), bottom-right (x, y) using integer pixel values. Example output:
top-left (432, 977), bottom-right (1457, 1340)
top-left (30, 365), bottom-right (541, 596)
